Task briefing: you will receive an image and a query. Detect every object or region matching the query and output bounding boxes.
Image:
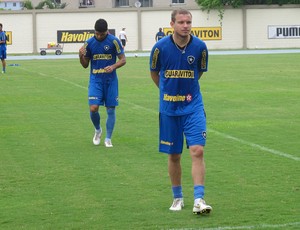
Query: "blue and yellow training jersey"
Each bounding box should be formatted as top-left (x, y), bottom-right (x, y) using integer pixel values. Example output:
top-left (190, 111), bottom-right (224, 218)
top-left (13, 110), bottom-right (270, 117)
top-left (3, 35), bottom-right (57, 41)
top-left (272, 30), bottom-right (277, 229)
top-left (150, 35), bottom-right (208, 116)
top-left (84, 34), bottom-right (124, 80)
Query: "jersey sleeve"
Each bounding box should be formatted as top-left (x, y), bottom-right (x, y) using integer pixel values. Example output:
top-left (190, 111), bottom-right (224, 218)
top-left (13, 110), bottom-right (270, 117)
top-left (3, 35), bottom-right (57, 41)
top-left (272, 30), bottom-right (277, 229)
top-left (198, 43), bottom-right (208, 72)
top-left (84, 41), bottom-right (92, 59)
top-left (150, 45), bottom-right (161, 71)
top-left (113, 38), bottom-right (124, 55)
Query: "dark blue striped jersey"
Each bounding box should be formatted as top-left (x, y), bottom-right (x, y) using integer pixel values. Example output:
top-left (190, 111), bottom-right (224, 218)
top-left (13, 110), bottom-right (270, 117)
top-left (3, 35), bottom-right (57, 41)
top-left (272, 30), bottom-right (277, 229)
top-left (0, 31), bottom-right (7, 50)
top-left (150, 35), bottom-right (208, 116)
top-left (84, 34), bottom-right (124, 80)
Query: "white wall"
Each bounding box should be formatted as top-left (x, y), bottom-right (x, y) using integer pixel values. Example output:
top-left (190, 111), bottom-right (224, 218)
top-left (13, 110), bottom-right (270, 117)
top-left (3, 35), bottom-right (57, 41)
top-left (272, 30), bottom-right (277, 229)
top-left (246, 8), bottom-right (300, 49)
top-left (1, 13), bottom-right (33, 53)
top-left (1, 6), bottom-right (299, 54)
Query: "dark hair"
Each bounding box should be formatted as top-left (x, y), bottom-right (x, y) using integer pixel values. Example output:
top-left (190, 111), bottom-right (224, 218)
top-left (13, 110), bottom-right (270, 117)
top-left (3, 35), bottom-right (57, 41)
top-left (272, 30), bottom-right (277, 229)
top-left (94, 19), bottom-right (108, 32)
top-left (0, 23), bottom-right (2, 27)
top-left (171, 9), bottom-right (192, 22)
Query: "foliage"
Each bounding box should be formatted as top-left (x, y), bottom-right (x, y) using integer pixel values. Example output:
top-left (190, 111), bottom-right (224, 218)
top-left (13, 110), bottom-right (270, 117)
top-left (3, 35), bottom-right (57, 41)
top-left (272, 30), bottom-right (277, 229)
top-left (23, 0), bottom-right (34, 9)
top-left (194, 0), bottom-right (300, 24)
top-left (23, 0), bottom-right (67, 10)
top-left (244, 0), bottom-right (300, 4)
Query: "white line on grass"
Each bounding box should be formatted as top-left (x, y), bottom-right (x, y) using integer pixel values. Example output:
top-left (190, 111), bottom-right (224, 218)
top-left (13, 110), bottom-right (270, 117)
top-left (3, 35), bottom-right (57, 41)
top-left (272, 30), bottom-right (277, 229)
top-left (209, 129), bottom-right (300, 161)
top-left (53, 76), bottom-right (87, 90)
top-left (32, 69), bottom-right (300, 162)
top-left (168, 221), bottom-right (300, 230)
top-left (24, 66), bottom-right (299, 230)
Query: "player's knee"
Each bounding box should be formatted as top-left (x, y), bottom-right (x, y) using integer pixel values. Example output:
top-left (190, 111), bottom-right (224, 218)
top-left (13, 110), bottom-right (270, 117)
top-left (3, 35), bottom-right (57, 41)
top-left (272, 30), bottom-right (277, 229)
top-left (90, 105), bottom-right (99, 112)
top-left (106, 107), bottom-right (115, 115)
top-left (190, 145), bottom-right (204, 158)
top-left (169, 154), bottom-right (181, 163)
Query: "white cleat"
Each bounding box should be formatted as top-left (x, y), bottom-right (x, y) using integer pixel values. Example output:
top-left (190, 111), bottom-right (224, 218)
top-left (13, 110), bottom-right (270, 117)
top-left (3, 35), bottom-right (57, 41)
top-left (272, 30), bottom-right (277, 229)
top-left (93, 129), bottom-right (102, 145)
top-left (104, 138), bottom-right (113, 148)
top-left (169, 198), bottom-right (184, 211)
top-left (193, 198), bottom-right (212, 215)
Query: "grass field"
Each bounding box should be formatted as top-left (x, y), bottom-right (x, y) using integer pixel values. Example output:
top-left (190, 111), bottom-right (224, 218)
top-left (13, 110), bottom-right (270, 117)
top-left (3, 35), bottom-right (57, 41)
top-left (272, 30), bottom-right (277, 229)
top-left (0, 53), bottom-right (299, 230)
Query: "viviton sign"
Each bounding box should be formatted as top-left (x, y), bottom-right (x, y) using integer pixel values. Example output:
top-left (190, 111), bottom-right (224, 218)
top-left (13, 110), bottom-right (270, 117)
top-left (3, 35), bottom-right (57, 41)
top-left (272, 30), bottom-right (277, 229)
top-left (268, 25), bottom-right (300, 39)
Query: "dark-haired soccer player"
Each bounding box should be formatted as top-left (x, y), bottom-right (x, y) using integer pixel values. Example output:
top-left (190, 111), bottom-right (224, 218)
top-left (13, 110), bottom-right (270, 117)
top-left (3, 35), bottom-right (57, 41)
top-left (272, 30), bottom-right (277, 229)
top-left (150, 9), bottom-right (212, 214)
top-left (155, 28), bottom-right (165, 42)
top-left (0, 23), bottom-right (7, 74)
top-left (79, 19), bottom-right (126, 147)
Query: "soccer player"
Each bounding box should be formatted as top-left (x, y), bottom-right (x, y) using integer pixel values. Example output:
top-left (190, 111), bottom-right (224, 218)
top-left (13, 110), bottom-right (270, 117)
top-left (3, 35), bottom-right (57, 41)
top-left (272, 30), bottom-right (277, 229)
top-left (0, 23), bottom-right (7, 74)
top-left (79, 19), bottom-right (126, 147)
top-left (149, 9), bottom-right (212, 214)
top-left (155, 28), bottom-right (165, 42)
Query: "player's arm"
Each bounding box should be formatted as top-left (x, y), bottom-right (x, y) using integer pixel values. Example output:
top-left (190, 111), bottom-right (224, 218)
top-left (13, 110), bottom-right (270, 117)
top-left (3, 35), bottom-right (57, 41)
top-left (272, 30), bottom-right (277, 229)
top-left (150, 46), bottom-right (160, 87)
top-left (150, 71), bottom-right (160, 87)
top-left (104, 53), bottom-right (126, 73)
top-left (115, 53), bottom-right (126, 69)
top-left (79, 45), bottom-right (89, 68)
top-left (0, 35), bottom-right (5, 44)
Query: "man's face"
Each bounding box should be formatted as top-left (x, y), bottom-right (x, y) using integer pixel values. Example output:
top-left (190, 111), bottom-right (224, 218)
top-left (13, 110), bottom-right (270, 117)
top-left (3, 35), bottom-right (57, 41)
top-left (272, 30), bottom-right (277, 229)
top-left (171, 13), bottom-right (192, 37)
top-left (95, 31), bottom-right (108, 41)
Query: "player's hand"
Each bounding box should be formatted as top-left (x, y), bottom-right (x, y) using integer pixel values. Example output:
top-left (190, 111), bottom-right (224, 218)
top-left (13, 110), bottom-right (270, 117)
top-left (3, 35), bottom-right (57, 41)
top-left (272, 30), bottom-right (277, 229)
top-left (104, 65), bottom-right (114, 73)
top-left (79, 46), bottom-right (86, 58)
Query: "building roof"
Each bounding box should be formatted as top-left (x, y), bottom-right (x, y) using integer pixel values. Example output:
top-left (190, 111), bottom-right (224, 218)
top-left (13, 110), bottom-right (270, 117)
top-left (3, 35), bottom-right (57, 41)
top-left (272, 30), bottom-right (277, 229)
top-left (1, 0), bottom-right (23, 2)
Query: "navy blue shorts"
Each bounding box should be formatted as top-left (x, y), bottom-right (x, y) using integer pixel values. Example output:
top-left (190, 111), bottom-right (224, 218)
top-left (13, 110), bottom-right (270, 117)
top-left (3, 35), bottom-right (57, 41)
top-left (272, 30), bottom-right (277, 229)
top-left (159, 108), bottom-right (206, 154)
top-left (0, 49), bottom-right (6, 60)
top-left (88, 76), bottom-right (119, 107)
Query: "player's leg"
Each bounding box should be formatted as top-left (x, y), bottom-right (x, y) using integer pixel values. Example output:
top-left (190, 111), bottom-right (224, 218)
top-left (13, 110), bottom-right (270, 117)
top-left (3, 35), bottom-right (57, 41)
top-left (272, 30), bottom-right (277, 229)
top-left (2, 51), bottom-right (6, 73)
top-left (90, 104), bottom-right (101, 145)
top-left (104, 106), bottom-right (115, 147)
top-left (190, 145), bottom-right (205, 188)
top-left (190, 145), bottom-right (212, 214)
top-left (159, 114), bottom-right (184, 211)
top-left (104, 77), bottom-right (118, 147)
top-left (88, 81), bottom-right (104, 145)
top-left (0, 51), bottom-right (5, 73)
top-left (168, 154), bottom-right (184, 211)
top-left (184, 108), bottom-right (212, 214)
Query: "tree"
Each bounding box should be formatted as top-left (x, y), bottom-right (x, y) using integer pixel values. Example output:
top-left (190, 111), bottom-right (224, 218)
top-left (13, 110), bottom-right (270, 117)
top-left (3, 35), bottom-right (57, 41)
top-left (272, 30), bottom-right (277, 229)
top-left (23, 0), bottom-right (34, 9)
top-left (23, 0), bottom-right (67, 10)
top-left (195, 0), bottom-right (300, 24)
top-left (194, 0), bottom-right (243, 25)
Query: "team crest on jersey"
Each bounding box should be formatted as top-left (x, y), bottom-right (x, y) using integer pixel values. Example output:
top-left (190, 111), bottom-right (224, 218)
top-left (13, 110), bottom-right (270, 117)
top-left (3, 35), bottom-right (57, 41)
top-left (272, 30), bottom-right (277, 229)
top-left (186, 94), bottom-right (192, 102)
top-left (202, 131), bottom-right (207, 139)
top-left (187, 56), bottom-right (195, 64)
top-left (104, 45), bottom-right (110, 51)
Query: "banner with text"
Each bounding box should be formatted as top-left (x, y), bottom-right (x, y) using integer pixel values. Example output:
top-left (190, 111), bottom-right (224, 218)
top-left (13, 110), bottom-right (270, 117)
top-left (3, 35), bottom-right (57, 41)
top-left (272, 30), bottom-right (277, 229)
top-left (57, 29), bottom-right (116, 43)
top-left (163, 27), bottom-right (222, 40)
top-left (268, 25), bottom-right (300, 39)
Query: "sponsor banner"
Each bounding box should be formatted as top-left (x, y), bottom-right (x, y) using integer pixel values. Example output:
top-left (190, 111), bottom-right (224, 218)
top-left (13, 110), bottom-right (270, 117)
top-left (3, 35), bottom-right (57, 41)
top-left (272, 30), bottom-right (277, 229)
top-left (163, 27), bottom-right (222, 40)
top-left (268, 25), bottom-right (300, 39)
top-left (5, 31), bottom-right (12, 45)
top-left (57, 29), bottom-right (115, 43)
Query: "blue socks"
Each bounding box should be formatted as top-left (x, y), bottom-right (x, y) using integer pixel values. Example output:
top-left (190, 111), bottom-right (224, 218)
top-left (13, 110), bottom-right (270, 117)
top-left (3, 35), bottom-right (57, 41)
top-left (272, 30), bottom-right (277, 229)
top-left (90, 111), bottom-right (100, 130)
top-left (194, 185), bottom-right (205, 199)
top-left (172, 185), bottom-right (204, 199)
top-left (90, 108), bottom-right (115, 138)
top-left (106, 108), bottom-right (115, 139)
top-left (172, 186), bottom-right (183, 199)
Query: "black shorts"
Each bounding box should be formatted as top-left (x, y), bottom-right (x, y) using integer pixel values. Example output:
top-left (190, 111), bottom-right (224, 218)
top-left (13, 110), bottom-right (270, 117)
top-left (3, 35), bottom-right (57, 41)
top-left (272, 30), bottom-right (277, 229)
top-left (121, 39), bottom-right (126, 47)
